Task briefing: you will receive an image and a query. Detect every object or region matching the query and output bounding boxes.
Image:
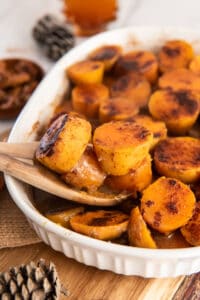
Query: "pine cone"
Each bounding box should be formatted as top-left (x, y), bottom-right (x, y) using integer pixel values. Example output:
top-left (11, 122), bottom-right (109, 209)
top-left (0, 259), bottom-right (60, 299)
top-left (33, 15), bottom-right (75, 61)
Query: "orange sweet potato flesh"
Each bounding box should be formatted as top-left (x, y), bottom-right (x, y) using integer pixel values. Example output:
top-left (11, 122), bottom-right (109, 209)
top-left (99, 97), bottom-right (139, 123)
top-left (88, 45), bottom-right (122, 71)
top-left (36, 113), bottom-right (92, 174)
top-left (158, 68), bottom-right (200, 94)
top-left (110, 73), bottom-right (151, 109)
top-left (70, 210), bottom-right (129, 240)
top-left (53, 101), bottom-right (73, 116)
top-left (72, 83), bottom-right (109, 118)
top-left (189, 55), bottom-right (200, 76)
top-left (128, 207), bottom-right (157, 248)
top-left (154, 137), bottom-right (200, 184)
top-left (141, 177), bottom-right (196, 233)
top-left (114, 50), bottom-right (158, 84)
top-left (148, 89), bottom-right (200, 135)
top-left (180, 202), bottom-right (200, 246)
top-left (67, 60), bottom-right (104, 85)
top-left (158, 40), bottom-right (194, 73)
top-left (131, 114), bottom-right (167, 149)
top-left (105, 154), bottom-right (152, 193)
top-left (46, 206), bottom-right (84, 228)
top-left (61, 145), bottom-right (106, 192)
top-left (93, 121), bottom-right (153, 175)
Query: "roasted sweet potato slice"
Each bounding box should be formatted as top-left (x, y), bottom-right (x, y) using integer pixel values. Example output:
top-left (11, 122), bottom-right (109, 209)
top-left (158, 68), bottom-right (200, 94)
top-left (88, 45), bottom-right (122, 71)
top-left (46, 206), bottom-right (84, 227)
top-left (72, 83), bottom-right (109, 118)
top-left (61, 145), bottom-right (106, 191)
top-left (93, 121), bottom-right (153, 175)
top-left (148, 89), bottom-right (199, 135)
top-left (180, 202), bottom-right (200, 246)
top-left (36, 112), bottom-right (92, 173)
top-left (131, 114), bottom-right (167, 148)
top-left (67, 60), bottom-right (104, 85)
top-left (128, 207), bottom-right (157, 248)
top-left (189, 55), bottom-right (200, 76)
top-left (103, 75), bottom-right (116, 89)
top-left (70, 210), bottom-right (129, 240)
top-left (141, 177), bottom-right (196, 233)
top-left (114, 50), bottom-right (158, 83)
top-left (105, 154), bottom-right (152, 193)
top-left (154, 137), bottom-right (200, 183)
top-left (99, 97), bottom-right (139, 123)
top-left (53, 101), bottom-right (73, 116)
top-left (110, 73), bottom-right (151, 109)
top-left (158, 40), bottom-right (194, 73)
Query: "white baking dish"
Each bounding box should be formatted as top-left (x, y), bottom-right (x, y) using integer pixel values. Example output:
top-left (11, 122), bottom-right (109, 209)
top-left (5, 26), bottom-right (200, 278)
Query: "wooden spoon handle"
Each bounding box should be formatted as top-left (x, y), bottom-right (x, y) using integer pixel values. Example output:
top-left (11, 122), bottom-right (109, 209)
top-left (0, 141), bottom-right (39, 159)
top-left (0, 153), bottom-right (125, 206)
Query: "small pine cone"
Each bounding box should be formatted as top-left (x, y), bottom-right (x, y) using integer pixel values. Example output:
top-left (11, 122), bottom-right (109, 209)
top-left (0, 259), bottom-right (60, 299)
top-left (32, 14), bottom-right (75, 61)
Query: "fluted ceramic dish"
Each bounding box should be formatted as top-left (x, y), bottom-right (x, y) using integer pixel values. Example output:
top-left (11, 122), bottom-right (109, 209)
top-left (5, 27), bottom-right (200, 278)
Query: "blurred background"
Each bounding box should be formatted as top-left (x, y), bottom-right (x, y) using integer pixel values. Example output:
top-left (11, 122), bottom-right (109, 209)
top-left (1, 0), bottom-right (200, 71)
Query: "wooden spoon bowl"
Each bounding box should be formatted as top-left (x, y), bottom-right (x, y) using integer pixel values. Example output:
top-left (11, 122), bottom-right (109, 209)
top-left (0, 142), bottom-right (130, 206)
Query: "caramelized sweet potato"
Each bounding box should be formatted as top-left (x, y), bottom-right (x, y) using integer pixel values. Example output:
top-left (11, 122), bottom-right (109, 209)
top-left (158, 40), bottom-right (194, 73)
top-left (103, 75), bottom-right (117, 89)
top-left (154, 137), bottom-right (200, 183)
top-left (148, 89), bottom-right (199, 135)
top-left (128, 207), bottom-right (157, 248)
top-left (70, 210), bottom-right (129, 240)
top-left (110, 73), bottom-right (151, 109)
top-left (99, 97), bottom-right (139, 123)
top-left (36, 113), bottom-right (92, 173)
top-left (72, 83), bottom-right (109, 118)
top-left (114, 50), bottom-right (158, 83)
top-left (158, 68), bottom-right (200, 94)
top-left (46, 206), bottom-right (84, 227)
top-left (180, 202), bottom-right (200, 246)
top-left (189, 55), bottom-right (200, 76)
top-left (93, 121), bottom-right (153, 175)
top-left (131, 114), bottom-right (167, 148)
top-left (141, 177), bottom-right (196, 233)
top-left (53, 101), bottom-right (73, 116)
top-left (105, 154), bottom-right (152, 193)
top-left (61, 145), bottom-right (106, 191)
top-left (88, 45), bottom-right (122, 71)
top-left (67, 60), bottom-right (104, 85)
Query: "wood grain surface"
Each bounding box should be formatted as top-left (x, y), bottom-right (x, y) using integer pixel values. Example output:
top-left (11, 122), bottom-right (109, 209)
top-left (0, 242), bottom-right (199, 300)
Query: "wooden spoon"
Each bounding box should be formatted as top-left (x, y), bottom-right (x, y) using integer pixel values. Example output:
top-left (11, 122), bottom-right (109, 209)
top-left (0, 142), bottom-right (129, 206)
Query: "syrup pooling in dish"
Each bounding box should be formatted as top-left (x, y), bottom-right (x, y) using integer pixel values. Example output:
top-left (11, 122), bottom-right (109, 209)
top-left (36, 41), bottom-right (200, 249)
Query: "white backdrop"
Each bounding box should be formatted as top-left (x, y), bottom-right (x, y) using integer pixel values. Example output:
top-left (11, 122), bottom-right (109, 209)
top-left (1, 0), bottom-right (200, 70)
top-left (1, 0), bottom-right (200, 131)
